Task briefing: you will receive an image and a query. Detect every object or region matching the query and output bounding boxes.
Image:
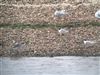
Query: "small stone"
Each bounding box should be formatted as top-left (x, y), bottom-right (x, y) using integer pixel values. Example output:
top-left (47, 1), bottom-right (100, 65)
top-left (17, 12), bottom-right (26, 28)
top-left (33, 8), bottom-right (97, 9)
top-left (47, 31), bottom-right (50, 33)
top-left (12, 40), bottom-right (16, 43)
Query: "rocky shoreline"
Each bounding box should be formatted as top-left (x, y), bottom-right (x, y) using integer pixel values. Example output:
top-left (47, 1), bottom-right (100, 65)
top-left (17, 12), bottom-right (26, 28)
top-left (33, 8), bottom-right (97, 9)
top-left (0, 2), bottom-right (100, 25)
top-left (0, 0), bottom-right (100, 57)
top-left (0, 25), bottom-right (100, 57)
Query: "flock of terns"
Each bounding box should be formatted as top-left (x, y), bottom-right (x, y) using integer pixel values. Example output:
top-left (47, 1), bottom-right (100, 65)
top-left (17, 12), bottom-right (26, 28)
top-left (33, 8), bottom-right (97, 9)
top-left (54, 9), bottom-right (100, 45)
top-left (54, 9), bottom-right (100, 18)
top-left (13, 9), bottom-right (100, 48)
top-left (54, 9), bottom-right (100, 33)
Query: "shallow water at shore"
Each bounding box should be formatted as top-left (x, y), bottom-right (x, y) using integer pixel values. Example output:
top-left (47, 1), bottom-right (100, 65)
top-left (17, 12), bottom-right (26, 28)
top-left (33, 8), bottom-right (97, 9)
top-left (0, 56), bottom-right (100, 75)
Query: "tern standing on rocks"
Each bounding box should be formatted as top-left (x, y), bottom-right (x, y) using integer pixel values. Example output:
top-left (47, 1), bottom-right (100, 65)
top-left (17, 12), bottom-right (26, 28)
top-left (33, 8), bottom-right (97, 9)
top-left (58, 28), bottom-right (69, 35)
top-left (54, 8), bottom-right (68, 19)
top-left (54, 9), bottom-right (66, 17)
top-left (95, 10), bottom-right (100, 19)
top-left (83, 40), bottom-right (97, 47)
top-left (54, 8), bottom-right (69, 19)
top-left (54, 8), bottom-right (69, 29)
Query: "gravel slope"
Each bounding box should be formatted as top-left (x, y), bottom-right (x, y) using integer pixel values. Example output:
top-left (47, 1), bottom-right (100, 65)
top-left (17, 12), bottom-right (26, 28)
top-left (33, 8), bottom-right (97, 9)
top-left (0, 1), bottom-right (100, 57)
top-left (0, 26), bottom-right (100, 57)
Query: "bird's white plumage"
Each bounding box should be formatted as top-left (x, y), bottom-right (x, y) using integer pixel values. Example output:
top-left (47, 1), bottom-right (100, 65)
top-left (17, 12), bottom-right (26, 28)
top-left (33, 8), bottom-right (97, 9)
top-left (58, 28), bottom-right (69, 34)
top-left (54, 10), bottom-right (66, 17)
top-left (83, 40), bottom-right (96, 44)
top-left (95, 10), bottom-right (100, 18)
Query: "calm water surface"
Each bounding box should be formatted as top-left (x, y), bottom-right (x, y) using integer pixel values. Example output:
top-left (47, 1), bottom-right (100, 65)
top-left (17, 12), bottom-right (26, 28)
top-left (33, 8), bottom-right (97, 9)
top-left (0, 56), bottom-right (100, 75)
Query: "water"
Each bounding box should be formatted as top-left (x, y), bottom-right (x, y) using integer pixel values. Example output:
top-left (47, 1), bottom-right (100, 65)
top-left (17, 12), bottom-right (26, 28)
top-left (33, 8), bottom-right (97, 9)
top-left (0, 56), bottom-right (100, 75)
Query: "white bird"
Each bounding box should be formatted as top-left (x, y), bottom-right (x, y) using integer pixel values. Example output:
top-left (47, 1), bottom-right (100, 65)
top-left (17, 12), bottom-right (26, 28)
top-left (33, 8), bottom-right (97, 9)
top-left (83, 40), bottom-right (96, 48)
top-left (95, 10), bottom-right (100, 18)
top-left (12, 40), bottom-right (22, 48)
top-left (58, 28), bottom-right (69, 35)
top-left (54, 10), bottom-right (67, 17)
top-left (83, 40), bottom-right (96, 45)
